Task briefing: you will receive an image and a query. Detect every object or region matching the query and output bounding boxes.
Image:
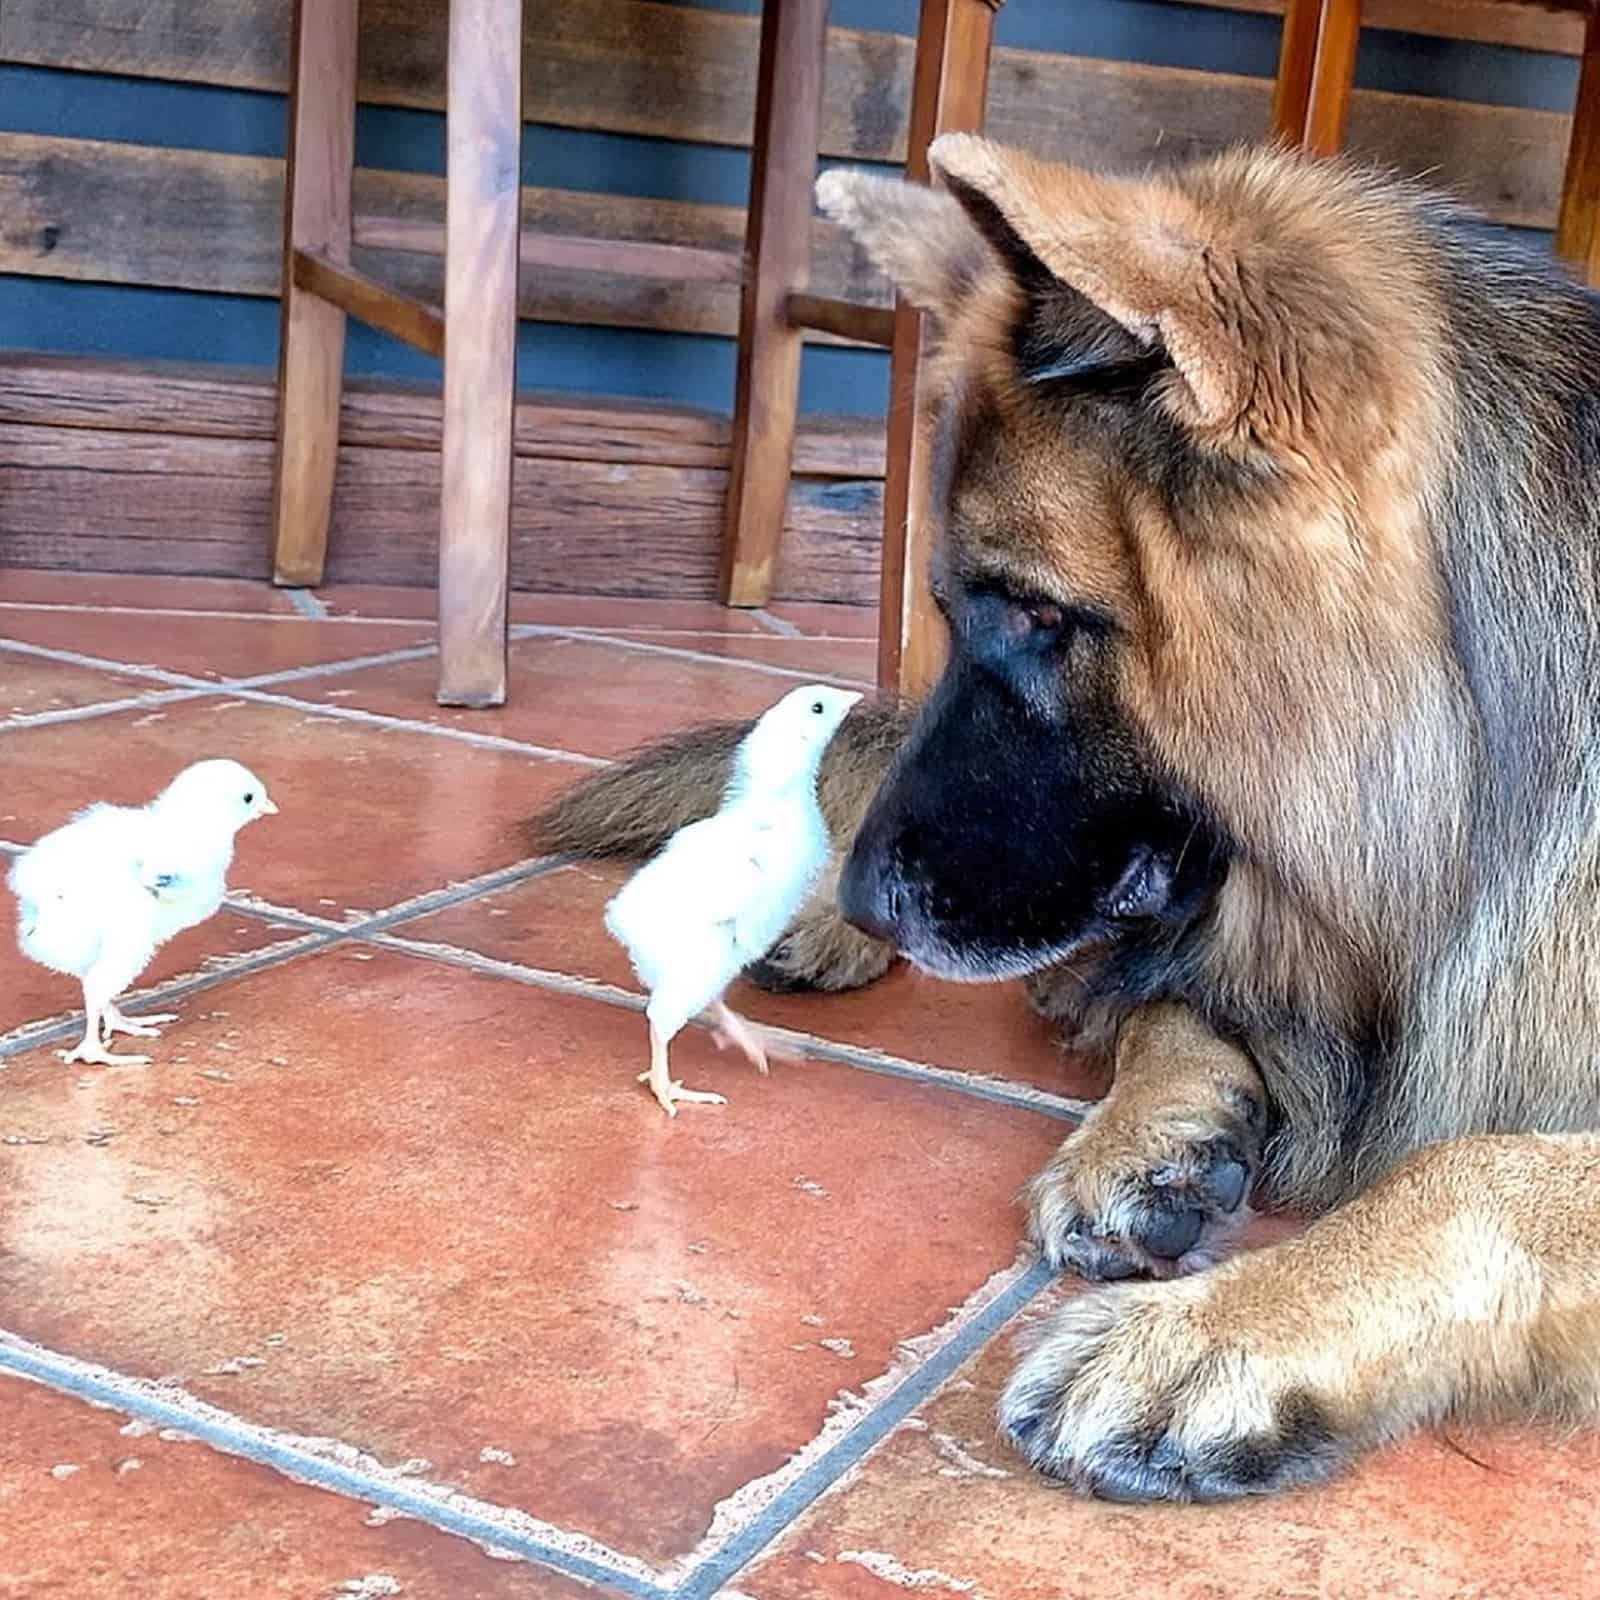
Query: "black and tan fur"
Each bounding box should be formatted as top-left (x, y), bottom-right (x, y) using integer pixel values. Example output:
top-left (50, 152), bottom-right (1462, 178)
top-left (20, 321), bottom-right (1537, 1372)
top-left (533, 135), bottom-right (1600, 1501)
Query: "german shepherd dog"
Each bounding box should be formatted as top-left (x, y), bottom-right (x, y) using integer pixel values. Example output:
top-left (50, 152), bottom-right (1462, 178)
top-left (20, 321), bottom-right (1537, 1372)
top-left (535, 136), bottom-right (1600, 1503)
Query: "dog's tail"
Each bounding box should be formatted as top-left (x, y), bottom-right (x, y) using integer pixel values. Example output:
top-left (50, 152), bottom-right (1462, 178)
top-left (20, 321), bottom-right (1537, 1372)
top-left (526, 700), bottom-right (912, 862)
top-left (527, 700), bottom-right (913, 992)
top-left (527, 721), bottom-right (747, 860)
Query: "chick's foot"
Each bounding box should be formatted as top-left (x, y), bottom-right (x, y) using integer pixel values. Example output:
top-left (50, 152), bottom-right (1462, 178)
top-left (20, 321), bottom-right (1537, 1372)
top-left (62, 1036), bottom-right (151, 1068)
top-left (709, 1002), bottom-right (770, 1076)
top-left (103, 1003), bottom-right (178, 1039)
top-left (637, 1068), bottom-right (728, 1117)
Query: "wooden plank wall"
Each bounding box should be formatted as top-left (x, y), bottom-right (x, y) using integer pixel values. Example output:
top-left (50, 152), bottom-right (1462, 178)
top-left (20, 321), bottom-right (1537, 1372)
top-left (0, 0), bottom-right (1591, 597)
top-left (0, 0), bottom-right (1591, 317)
top-left (0, 353), bottom-right (885, 601)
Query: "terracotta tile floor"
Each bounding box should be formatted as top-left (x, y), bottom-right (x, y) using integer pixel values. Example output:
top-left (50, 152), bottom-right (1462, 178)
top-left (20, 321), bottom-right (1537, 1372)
top-left (1, 571), bottom-right (1596, 1600)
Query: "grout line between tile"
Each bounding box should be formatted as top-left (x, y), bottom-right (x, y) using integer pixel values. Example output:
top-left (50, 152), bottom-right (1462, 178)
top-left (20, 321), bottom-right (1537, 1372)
top-left (0, 1338), bottom-right (670, 1600)
top-left (0, 630), bottom-right (445, 699)
top-left (0, 859), bottom-right (574, 1060)
top-left (284, 588), bottom-right (330, 620)
top-left (0, 929), bottom-right (341, 1060)
top-left (226, 855), bottom-right (572, 939)
top-left (552, 626), bottom-right (867, 644)
top-left (509, 625), bottom-right (873, 690)
top-left (226, 641), bottom-right (440, 690)
top-left (0, 619), bottom-right (871, 769)
top-left (369, 934), bottom-right (1090, 1123)
top-left (750, 609), bottom-right (803, 638)
top-left (221, 686), bottom-right (611, 766)
top-left (0, 633), bottom-right (610, 767)
top-left (670, 1258), bottom-right (1057, 1600)
top-left (0, 600), bottom-right (425, 628)
top-left (0, 635), bottom-right (213, 689)
top-left (0, 689), bottom-right (210, 734)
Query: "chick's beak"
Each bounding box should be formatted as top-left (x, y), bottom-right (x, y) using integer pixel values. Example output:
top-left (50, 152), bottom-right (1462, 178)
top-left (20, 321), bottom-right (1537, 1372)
top-left (258, 795), bottom-right (279, 817)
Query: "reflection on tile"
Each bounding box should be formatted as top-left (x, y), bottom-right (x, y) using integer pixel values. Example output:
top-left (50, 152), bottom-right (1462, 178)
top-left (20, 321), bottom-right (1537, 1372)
top-left (403, 864), bottom-right (1109, 1102)
top-left (761, 604), bottom-right (878, 640)
top-left (739, 1269), bottom-right (1600, 1600)
top-left (0, 571), bottom-right (300, 614)
top-left (0, 1376), bottom-right (591, 1598)
top-left (0, 907), bottom-right (309, 1042)
top-left (0, 697), bottom-right (566, 918)
top-left (293, 636), bottom-right (824, 760)
top-left (314, 584), bottom-right (772, 633)
top-left (610, 633), bottom-right (875, 684)
top-left (0, 609), bottom-right (432, 683)
top-left (0, 945), bottom-right (1061, 1564)
top-left (0, 649), bottom-right (164, 721)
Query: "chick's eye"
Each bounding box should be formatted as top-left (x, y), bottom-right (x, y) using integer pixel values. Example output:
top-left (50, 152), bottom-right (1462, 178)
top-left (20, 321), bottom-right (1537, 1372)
top-left (811, 701), bottom-right (824, 714)
top-left (243, 791), bottom-right (254, 804)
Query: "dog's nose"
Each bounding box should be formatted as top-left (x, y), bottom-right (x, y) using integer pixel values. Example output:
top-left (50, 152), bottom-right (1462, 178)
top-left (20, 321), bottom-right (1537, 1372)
top-left (839, 845), bottom-right (902, 944)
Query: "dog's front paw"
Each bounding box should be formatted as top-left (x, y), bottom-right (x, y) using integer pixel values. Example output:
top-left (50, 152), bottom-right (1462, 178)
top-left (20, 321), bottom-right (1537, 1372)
top-left (1023, 1004), bottom-right (1267, 1281)
top-left (998, 1280), bottom-right (1346, 1502)
top-left (1026, 1105), bottom-right (1258, 1281)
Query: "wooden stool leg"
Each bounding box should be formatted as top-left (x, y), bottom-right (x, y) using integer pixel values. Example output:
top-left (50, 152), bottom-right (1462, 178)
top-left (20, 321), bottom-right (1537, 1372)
top-left (1272, 0), bottom-right (1322, 143)
top-left (1272, 0), bottom-right (1361, 155)
top-left (437, 0), bottom-right (523, 708)
top-left (270, 0), bottom-right (357, 588)
top-left (719, 0), bottom-right (832, 609)
top-left (1302, 0), bottom-right (1361, 155)
top-left (879, 0), bottom-right (1000, 700)
top-left (1557, 7), bottom-right (1600, 284)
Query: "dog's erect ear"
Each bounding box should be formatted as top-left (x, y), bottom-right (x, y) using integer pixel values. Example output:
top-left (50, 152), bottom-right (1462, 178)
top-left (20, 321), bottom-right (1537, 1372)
top-left (815, 166), bottom-right (1153, 387)
top-left (928, 133), bottom-right (1250, 431)
top-left (814, 168), bottom-right (990, 321)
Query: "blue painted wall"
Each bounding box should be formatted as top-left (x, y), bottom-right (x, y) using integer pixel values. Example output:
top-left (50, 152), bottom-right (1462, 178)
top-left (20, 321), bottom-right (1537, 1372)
top-left (0, 0), bottom-right (1578, 417)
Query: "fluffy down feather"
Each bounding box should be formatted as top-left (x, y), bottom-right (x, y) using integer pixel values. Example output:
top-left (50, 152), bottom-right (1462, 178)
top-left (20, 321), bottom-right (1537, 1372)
top-left (7, 758), bottom-right (277, 1065)
top-left (604, 683), bottom-right (863, 1114)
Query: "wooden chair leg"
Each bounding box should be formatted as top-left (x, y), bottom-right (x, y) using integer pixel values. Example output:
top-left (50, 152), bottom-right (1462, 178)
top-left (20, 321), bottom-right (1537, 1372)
top-left (1272, 0), bottom-right (1362, 155)
top-left (1272, 0), bottom-right (1322, 143)
top-left (879, 0), bottom-right (1000, 700)
top-left (1302, 0), bottom-right (1361, 155)
top-left (1557, 7), bottom-right (1600, 284)
top-left (269, 0), bottom-right (357, 589)
top-left (437, 0), bottom-right (523, 708)
top-left (719, 0), bottom-right (832, 609)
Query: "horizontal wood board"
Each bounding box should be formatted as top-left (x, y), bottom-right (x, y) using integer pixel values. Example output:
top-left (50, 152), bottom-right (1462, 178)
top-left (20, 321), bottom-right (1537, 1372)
top-left (0, 0), bottom-right (1587, 345)
top-left (0, 355), bottom-right (886, 604)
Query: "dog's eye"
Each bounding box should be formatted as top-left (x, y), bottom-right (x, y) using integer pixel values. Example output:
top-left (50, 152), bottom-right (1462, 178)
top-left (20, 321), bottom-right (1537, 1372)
top-left (1003, 601), bottom-right (1063, 641)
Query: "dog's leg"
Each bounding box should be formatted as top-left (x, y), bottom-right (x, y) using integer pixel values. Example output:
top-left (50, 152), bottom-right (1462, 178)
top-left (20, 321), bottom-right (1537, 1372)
top-left (1026, 1003), bottom-right (1267, 1280)
top-left (1001, 1129), bottom-right (1600, 1500)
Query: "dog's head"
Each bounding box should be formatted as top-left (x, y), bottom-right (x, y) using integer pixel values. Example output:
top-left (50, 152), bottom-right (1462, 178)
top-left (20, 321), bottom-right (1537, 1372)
top-left (828, 138), bottom-right (1454, 981)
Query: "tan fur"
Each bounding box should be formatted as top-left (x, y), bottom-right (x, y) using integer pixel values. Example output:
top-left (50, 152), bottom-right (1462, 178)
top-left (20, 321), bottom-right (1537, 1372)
top-left (1002, 1134), bottom-right (1600, 1499)
top-left (539, 138), bottom-right (1600, 1495)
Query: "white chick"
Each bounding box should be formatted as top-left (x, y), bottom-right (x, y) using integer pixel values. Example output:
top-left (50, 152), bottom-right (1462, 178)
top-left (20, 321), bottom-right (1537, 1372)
top-left (605, 683), bottom-right (863, 1116)
top-left (8, 759), bottom-right (278, 1066)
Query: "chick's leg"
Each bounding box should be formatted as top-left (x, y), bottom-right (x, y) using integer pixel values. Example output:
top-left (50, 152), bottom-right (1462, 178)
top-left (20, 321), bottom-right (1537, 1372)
top-left (103, 1001), bottom-right (179, 1038)
top-left (639, 1019), bottom-right (726, 1117)
top-left (63, 966), bottom-right (151, 1067)
top-left (709, 1002), bottom-right (769, 1076)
